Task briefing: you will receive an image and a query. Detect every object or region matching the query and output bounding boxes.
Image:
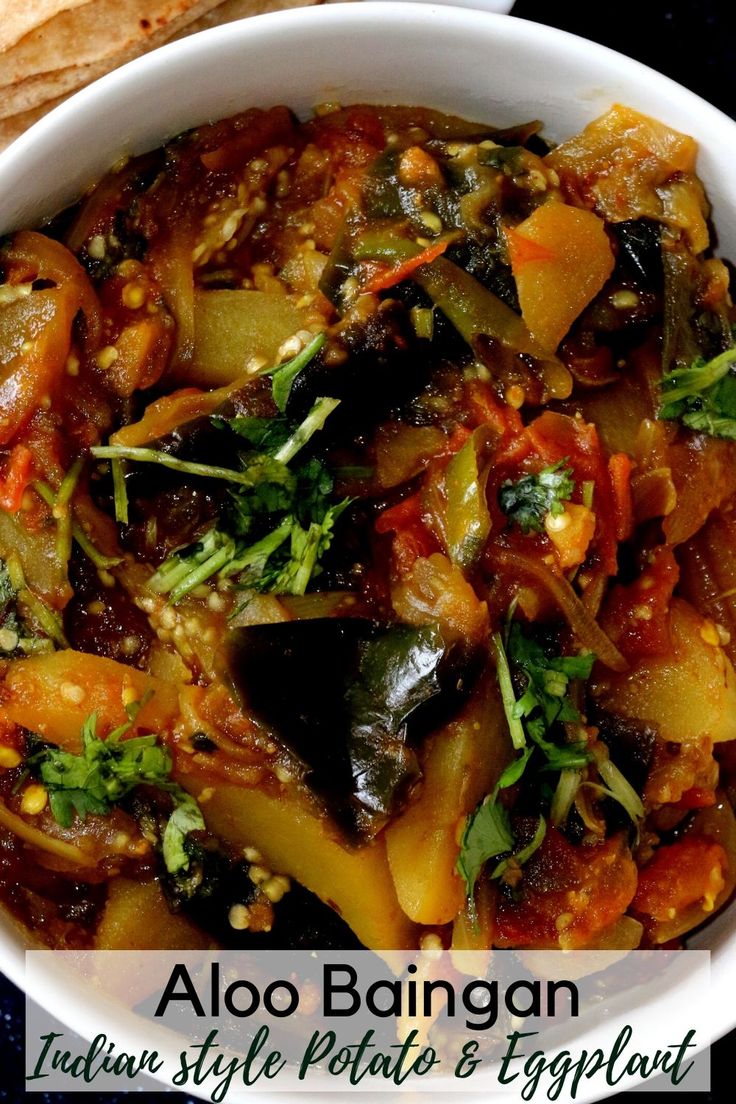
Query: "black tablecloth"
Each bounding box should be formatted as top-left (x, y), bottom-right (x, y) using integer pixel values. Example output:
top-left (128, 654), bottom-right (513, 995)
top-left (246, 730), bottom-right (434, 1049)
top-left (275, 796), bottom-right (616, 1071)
top-left (2, 2), bottom-right (734, 1100)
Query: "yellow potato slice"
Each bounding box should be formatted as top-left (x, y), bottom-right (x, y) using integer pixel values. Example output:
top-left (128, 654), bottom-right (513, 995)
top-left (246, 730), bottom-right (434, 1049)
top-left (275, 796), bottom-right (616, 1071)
top-left (189, 780), bottom-right (418, 950)
top-left (593, 598), bottom-right (736, 744)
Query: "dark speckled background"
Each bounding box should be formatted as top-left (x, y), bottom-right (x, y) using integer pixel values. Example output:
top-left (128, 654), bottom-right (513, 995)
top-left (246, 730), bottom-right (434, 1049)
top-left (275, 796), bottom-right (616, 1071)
top-left (2, 1), bottom-right (735, 1100)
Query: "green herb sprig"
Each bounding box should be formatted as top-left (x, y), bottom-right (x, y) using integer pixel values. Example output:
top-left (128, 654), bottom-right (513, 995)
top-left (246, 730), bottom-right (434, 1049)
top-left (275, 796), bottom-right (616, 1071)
top-left (499, 459), bottom-right (575, 533)
top-left (29, 702), bottom-right (205, 875)
top-left (659, 346), bottom-right (736, 439)
top-left (147, 396), bottom-right (348, 605)
top-left (457, 623), bottom-right (594, 899)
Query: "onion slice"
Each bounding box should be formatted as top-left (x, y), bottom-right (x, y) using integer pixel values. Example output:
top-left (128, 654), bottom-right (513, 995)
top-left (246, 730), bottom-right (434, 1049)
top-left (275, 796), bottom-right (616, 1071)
top-left (489, 548), bottom-right (627, 671)
top-left (0, 799), bottom-right (96, 868)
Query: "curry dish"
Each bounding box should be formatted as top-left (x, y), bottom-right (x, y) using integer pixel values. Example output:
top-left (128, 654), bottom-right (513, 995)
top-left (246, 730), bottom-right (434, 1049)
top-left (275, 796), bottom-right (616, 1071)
top-left (0, 102), bottom-right (735, 953)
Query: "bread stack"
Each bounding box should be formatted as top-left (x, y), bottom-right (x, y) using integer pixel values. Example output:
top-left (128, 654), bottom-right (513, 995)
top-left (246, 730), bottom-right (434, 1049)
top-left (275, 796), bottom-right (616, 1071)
top-left (0, 0), bottom-right (321, 151)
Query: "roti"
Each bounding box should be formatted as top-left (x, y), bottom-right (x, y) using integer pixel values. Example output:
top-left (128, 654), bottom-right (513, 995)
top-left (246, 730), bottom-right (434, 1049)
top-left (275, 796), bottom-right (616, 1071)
top-left (173, 0), bottom-right (321, 36)
top-left (0, 0), bottom-right (94, 53)
top-left (0, 0), bottom-right (224, 90)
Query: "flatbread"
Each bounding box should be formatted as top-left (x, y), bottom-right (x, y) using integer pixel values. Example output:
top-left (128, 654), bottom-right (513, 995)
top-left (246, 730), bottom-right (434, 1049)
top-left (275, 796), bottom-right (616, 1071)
top-left (0, 0), bottom-right (227, 120)
top-left (0, 93), bottom-right (68, 152)
top-left (0, 0), bottom-right (323, 141)
top-left (0, 0), bottom-right (224, 89)
top-left (172, 0), bottom-right (320, 36)
top-left (0, 0), bottom-right (94, 53)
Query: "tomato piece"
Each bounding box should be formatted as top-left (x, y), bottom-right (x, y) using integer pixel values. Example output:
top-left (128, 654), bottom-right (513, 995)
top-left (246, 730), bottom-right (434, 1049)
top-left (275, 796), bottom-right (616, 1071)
top-left (678, 787), bottom-right (717, 810)
top-left (488, 409), bottom-right (623, 577)
top-left (464, 380), bottom-right (523, 437)
top-left (495, 825), bottom-right (637, 949)
top-left (0, 444), bottom-right (33, 512)
top-left (376, 491), bottom-right (438, 572)
top-left (608, 452), bottom-right (634, 542)
top-left (632, 837), bottom-right (727, 922)
top-left (601, 546), bottom-right (679, 662)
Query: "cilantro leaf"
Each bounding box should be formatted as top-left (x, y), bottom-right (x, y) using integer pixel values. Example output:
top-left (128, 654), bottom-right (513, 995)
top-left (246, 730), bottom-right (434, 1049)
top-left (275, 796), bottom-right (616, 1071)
top-left (151, 397), bottom-right (348, 604)
top-left (660, 346), bottom-right (736, 439)
top-left (0, 557), bottom-right (55, 657)
top-left (30, 709), bottom-right (206, 874)
top-left (492, 814), bottom-right (546, 880)
top-left (162, 790), bottom-right (207, 874)
top-left (498, 459), bottom-right (576, 533)
top-left (458, 623), bottom-right (595, 899)
top-left (457, 797), bottom-right (513, 898)
top-left (0, 560), bottom-right (15, 609)
top-left (48, 787), bottom-right (109, 828)
top-left (507, 622), bottom-right (595, 732)
top-left (594, 753), bottom-right (645, 826)
top-left (496, 745), bottom-right (533, 789)
top-left (216, 414), bottom-right (292, 455)
top-left (270, 333), bottom-right (326, 413)
top-left (32, 717), bottom-right (172, 827)
top-left (459, 622), bottom-right (643, 900)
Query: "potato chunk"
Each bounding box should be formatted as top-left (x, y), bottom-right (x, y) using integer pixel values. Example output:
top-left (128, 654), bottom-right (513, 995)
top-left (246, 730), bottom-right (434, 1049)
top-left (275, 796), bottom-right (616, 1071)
top-left (191, 290), bottom-right (307, 385)
top-left (187, 781), bottom-right (417, 950)
top-left (1, 650), bottom-right (179, 748)
top-left (546, 104), bottom-right (697, 222)
top-left (385, 680), bottom-right (509, 926)
top-left (95, 878), bottom-right (215, 951)
top-left (593, 598), bottom-right (736, 744)
top-left (506, 203), bottom-right (614, 352)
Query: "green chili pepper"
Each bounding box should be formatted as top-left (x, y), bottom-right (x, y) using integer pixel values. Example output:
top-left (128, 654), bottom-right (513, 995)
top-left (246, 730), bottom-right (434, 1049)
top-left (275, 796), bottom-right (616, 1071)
top-left (443, 428), bottom-right (491, 572)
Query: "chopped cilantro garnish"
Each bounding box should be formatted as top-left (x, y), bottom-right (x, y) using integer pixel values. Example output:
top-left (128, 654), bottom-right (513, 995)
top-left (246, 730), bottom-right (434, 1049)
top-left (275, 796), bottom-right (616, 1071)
top-left (498, 459), bottom-right (575, 533)
top-left (506, 621), bottom-right (594, 767)
top-left (592, 751), bottom-right (645, 826)
top-left (457, 620), bottom-right (645, 901)
top-left (457, 623), bottom-right (594, 899)
top-left (659, 346), bottom-right (736, 439)
top-left (149, 397), bottom-right (348, 604)
top-left (457, 796), bottom-right (547, 899)
top-left (29, 704), bottom-right (205, 875)
top-left (492, 815), bottom-right (546, 881)
top-left (0, 557), bottom-right (58, 656)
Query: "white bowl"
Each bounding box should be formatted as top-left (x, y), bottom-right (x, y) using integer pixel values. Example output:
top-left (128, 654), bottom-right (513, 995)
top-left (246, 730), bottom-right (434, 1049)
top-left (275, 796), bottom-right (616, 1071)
top-left (1, 1), bottom-right (735, 1089)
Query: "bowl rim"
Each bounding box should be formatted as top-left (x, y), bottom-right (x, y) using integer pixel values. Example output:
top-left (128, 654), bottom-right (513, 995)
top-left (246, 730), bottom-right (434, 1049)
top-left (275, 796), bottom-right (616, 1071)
top-left (0, 4), bottom-right (735, 1094)
top-left (2, 2), bottom-right (736, 225)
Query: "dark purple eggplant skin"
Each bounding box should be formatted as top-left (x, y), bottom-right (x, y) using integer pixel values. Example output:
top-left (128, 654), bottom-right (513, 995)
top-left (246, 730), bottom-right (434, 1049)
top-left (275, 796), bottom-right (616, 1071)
top-left (610, 219), bottom-right (663, 288)
top-left (286, 301), bottom-right (431, 436)
top-left (222, 617), bottom-right (482, 837)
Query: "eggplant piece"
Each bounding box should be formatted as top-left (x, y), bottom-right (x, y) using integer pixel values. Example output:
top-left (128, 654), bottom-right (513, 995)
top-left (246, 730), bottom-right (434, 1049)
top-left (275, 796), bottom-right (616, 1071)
top-left (223, 618), bottom-right (481, 836)
top-left (611, 219), bottom-right (662, 288)
top-left (64, 549), bottom-right (154, 664)
top-left (586, 704), bottom-right (656, 794)
top-left (285, 302), bottom-right (429, 435)
top-left (115, 377), bottom-right (277, 544)
top-left (146, 376), bottom-right (276, 466)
